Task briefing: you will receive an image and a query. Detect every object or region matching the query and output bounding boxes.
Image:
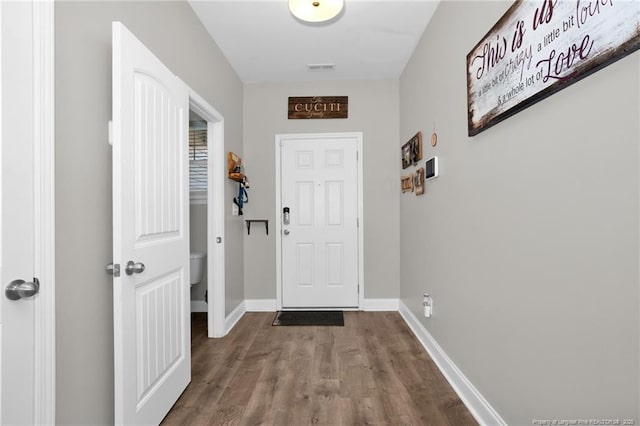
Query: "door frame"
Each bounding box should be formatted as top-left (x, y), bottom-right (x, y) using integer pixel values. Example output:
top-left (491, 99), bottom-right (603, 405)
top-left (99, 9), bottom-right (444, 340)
top-left (187, 90), bottom-right (226, 338)
top-left (274, 132), bottom-right (364, 311)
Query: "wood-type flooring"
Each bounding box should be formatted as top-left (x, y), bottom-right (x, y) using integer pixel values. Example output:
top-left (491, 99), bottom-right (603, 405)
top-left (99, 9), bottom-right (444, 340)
top-left (162, 311), bottom-right (477, 426)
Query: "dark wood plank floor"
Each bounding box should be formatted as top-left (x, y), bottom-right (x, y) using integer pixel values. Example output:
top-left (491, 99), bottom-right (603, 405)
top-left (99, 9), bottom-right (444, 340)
top-left (162, 311), bottom-right (477, 426)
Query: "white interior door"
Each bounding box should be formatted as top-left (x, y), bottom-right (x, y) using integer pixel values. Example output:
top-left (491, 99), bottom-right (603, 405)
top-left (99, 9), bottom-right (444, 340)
top-left (1, 2), bottom-right (37, 424)
top-left (112, 22), bottom-right (190, 425)
top-left (280, 134), bottom-right (360, 308)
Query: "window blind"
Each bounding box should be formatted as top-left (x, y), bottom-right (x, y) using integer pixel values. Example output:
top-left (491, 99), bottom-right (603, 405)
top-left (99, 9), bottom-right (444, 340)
top-left (189, 122), bottom-right (207, 191)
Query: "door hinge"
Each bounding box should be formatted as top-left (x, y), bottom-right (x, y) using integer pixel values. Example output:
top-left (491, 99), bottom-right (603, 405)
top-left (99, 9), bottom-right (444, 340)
top-left (106, 263), bottom-right (120, 277)
top-left (108, 120), bottom-right (113, 146)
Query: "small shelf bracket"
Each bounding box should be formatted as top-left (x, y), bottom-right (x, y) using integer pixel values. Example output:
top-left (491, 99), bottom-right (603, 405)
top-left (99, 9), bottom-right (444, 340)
top-left (245, 219), bottom-right (269, 235)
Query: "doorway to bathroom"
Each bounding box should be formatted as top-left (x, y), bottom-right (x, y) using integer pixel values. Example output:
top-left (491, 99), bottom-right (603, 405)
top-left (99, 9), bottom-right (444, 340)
top-left (188, 113), bottom-right (209, 316)
top-left (188, 95), bottom-right (226, 338)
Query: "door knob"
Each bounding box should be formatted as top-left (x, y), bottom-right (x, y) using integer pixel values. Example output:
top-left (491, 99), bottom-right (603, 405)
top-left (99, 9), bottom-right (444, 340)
top-left (6, 278), bottom-right (40, 301)
top-left (125, 261), bottom-right (145, 275)
top-left (283, 229), bottom-right (290, 235)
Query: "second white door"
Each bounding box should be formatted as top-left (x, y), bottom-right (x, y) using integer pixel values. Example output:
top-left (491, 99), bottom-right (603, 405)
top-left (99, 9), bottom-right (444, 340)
top-left (280, 133), bottom-right (360, 308)
top-left (1, 2), bottom-right (37, 423)
top-left (112, 22), bottom-right (190, 425)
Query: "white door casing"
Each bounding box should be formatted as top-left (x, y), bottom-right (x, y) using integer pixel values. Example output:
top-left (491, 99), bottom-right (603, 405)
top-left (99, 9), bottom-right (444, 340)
top-left (276, 133), bottom-right (363, 309)
top-left (187, 92), bottom-right (226, 338)
top-left (112, 22), bottom-right (190, 425)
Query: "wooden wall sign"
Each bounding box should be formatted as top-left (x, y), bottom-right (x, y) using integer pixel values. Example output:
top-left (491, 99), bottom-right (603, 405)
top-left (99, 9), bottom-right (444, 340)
top-left (467, 0), bottom-right (640, 136)
top-left (227, 151), bottom-right (244, 182)
top-left (401, 175), bottom-right (414, 193)
top-left (288, 96), bottom-right (348, 119)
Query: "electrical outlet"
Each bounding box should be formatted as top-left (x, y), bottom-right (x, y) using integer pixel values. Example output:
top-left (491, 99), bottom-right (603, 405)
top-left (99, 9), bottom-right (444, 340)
top-left (232, 203), bottom-right (239, 216)
top-left (423, 293), bottom-right (433, 318)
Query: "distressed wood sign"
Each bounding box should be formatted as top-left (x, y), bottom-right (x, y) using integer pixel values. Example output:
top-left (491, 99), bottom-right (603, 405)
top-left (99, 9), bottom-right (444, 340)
top-left (288, 96), bottom-right (348, 119)
top-left (467, 0), bottom-right (640, 136)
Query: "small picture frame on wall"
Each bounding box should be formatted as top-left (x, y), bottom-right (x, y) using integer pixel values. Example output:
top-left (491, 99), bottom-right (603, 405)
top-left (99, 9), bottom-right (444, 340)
top-left (414, 167), bottom-right (425, 195)
top-left (401, 142), bottom-right (412, 169)
top-left (410, 131), bottom-right (423, 164)
top-left (401, 131), bottom-right (423, 169)
top-left (401, 174), bottom-right (414, 193)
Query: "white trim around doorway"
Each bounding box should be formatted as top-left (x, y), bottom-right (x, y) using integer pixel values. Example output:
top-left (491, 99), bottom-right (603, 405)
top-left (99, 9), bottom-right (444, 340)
top-left (274, 132), bottom-right (364, 311)
top-left (187, 90), bottom-right (226, 338)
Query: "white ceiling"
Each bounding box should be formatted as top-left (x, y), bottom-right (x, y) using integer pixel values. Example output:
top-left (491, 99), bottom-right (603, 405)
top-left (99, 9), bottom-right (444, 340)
top-left (188, 0), bottom-right (440, 83)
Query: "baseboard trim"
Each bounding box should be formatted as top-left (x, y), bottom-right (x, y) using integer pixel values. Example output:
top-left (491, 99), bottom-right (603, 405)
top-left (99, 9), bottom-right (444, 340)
top-left (224, 301), bottom-right (246, 335)
top-left (245, 298), bottom-right (399, 312)
top-left (245, 299), bottom-right (277, 312)
top-left (363, 298), bottom-right (399, 311)
top-left (190, 300), bottom-right (208, 313)
top-left (398, 301), bottom-right (506, 426)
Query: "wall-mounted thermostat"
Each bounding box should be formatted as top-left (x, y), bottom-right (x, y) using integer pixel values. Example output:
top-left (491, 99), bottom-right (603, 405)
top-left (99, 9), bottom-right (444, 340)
top-left (425, 156), bottom-right (438, 180)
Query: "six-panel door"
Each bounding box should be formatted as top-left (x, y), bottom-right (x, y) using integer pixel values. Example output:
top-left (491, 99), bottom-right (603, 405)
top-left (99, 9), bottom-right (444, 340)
top-left (281, 136), bottom-right (359, 308)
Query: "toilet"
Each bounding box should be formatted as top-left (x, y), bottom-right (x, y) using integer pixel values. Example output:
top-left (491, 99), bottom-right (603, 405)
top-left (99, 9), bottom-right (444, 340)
top-left (189, 252), bottom-right (206, 287)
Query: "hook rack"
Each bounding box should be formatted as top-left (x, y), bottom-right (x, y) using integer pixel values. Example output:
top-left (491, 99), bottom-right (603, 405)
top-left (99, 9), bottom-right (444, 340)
top-left (245, 219), bottom-right (269, 235)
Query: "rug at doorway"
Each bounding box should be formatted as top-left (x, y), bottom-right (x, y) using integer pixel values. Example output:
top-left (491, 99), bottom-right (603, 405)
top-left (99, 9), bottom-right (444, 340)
top-left (272, 310), bottom-right (344, 326)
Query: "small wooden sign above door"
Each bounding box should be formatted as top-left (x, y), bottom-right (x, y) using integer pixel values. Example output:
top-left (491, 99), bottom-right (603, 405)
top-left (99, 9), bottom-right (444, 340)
top-left (288, 96), bottom-right (348, 119)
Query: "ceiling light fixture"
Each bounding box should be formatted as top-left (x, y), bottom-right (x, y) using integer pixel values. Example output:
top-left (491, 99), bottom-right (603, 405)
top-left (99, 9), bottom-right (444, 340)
top-left (289, 0), bottom-right (344, 23)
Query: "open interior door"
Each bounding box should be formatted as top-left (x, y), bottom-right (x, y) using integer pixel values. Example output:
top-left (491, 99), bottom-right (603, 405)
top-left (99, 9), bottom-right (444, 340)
top-left (112, 22), bottom-right (190, 425)
top-left (1, 2), bottom-right (37, 423)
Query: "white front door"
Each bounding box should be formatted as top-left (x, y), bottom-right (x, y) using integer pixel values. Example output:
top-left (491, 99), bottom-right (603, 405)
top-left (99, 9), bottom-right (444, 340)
top-left (1, 2), bottom-right (38, 424)
top-left (112, 22), bottom-right (190, 425)
top-left (279, 133), bottom-right (361, 308)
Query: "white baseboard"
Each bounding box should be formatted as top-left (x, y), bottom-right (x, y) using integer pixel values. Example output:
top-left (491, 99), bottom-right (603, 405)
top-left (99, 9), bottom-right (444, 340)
top-left (190, 300), bottom-right (208, 313)
top-left (224, 301), bottom-right (246, 334)
top-left (363, 298), bottom-right (399, 311)
top-left (398, 301), bottom-right (506, 426)
top-left (245, 298), bottom-right (399, 312)
top-left (245, 299), bottom-right (277, 312)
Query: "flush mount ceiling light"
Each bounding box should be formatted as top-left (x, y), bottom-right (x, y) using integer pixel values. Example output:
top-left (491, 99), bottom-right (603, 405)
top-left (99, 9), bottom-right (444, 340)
top-left (289, 0), bottom-right (344, 23)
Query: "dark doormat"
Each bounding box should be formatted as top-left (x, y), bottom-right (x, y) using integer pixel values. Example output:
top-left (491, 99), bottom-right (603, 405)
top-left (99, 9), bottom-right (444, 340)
top-left (272, 310), bottom-right (344, 326)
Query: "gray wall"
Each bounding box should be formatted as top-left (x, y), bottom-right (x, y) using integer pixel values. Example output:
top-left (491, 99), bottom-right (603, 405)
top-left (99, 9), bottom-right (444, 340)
top-left (55, 2), bottom-right (243, 423)
top-left (399, 1), bottom-right (639, 424)
top-left (243, 80), bottom-right (400, 301)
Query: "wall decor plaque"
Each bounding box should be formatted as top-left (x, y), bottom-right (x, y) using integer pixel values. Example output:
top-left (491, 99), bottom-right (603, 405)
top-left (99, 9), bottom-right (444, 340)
top-left (401, 131), bottom-right (423, 169)
top-left (288, 96), bottom-right (348, 119)
top-left (401, 175), bottom-right (414, 193)
top-left (414, 167), bottom-right (425, 196)
top-left (467, 0), bottom-right (640, 136)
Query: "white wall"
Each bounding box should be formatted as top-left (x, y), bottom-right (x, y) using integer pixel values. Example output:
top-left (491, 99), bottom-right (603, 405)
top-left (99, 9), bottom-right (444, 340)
top-left (55, 2), bottom-right (244, 423)
top-left (400, 1), bottom-right (639, 424)
top-left (243, 80), bottom-right (400, 301)
top-left (190, 204), bottom-right (207, 302)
